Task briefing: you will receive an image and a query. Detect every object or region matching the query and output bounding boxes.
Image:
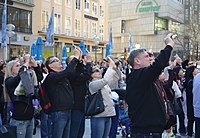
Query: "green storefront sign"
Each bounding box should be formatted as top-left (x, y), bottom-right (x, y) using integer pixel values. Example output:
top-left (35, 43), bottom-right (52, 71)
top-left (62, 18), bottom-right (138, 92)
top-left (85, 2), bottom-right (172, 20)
top-left (136, 0), bottom-right (160, 13)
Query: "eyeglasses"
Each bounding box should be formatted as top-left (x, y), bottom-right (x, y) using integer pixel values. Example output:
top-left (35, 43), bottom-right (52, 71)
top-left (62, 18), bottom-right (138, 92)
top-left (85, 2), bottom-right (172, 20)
top-left (49, 59), bottom-right (60, 64)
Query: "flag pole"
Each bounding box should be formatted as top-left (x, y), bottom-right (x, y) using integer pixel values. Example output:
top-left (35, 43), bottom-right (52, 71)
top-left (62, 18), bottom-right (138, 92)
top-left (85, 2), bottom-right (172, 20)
top-left (2, 0), bottom-right (7, 61)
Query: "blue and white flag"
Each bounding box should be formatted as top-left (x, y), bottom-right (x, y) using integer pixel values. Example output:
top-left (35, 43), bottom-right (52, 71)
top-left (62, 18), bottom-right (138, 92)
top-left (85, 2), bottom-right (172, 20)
top-left (1, 0), bottom-right (7, 48)
top-left (109, 24), bottom-right (113, 53)
top-left (45, 8), bottom-right (54, 46)
top-left (129, 32), bottom-right (133, 52)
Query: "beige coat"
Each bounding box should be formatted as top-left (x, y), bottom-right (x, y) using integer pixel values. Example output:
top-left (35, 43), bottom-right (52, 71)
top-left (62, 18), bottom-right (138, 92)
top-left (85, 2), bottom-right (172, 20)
top-left (89, 68), bottom-right (119, 117)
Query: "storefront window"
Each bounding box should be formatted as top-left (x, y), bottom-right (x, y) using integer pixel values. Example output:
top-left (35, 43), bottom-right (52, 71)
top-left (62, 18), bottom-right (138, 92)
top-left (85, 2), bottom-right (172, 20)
top-left (155, 17), bottom-right (168, 31)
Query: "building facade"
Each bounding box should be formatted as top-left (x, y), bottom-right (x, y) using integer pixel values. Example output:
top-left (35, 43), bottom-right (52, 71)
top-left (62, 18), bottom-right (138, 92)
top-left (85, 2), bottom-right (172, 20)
top-left (0, 0), bottom-right (34, 59)
top-left (109, 0), bottom-right (185, 57)
top-left (33, 0), bottom-right (108, 60)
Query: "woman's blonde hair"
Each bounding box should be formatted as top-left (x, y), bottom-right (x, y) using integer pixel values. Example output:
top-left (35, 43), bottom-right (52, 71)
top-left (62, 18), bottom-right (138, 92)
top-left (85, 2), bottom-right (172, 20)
top-left (4, 60), bottom-right (19, 79)
top-left (3, 60), bottom-right (19, 102)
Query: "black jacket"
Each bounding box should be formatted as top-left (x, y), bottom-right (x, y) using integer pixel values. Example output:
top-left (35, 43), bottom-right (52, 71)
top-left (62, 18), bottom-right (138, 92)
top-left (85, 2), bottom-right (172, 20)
top-left (126, 45), bottom-right (173, 133)
top-left (45, 58), bottom-right (79, 112)
top-left (0, 72), bottom-right (4, 114)
top-left (5, 71), bottom-right (34, 120)
top-left (69, 62), bottom-right (92, 112)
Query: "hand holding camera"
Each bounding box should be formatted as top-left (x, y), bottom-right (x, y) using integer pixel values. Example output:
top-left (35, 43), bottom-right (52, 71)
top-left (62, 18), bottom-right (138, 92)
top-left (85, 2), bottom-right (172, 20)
top-left (107, 56), bottom-right (116, 69)
top-left (164, 33), bottom-right (175, 47)
top-left (74, 46), bottom-right (82, 60)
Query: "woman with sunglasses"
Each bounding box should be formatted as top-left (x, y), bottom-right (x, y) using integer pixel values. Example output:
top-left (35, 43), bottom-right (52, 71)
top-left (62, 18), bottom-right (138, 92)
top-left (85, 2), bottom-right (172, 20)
top-left (89, 57), bottom-right (120, 138)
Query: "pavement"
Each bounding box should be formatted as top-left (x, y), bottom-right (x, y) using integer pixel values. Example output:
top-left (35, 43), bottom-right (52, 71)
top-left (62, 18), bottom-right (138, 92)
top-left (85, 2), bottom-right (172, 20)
top-left (33, 119), bottom-right (123, 138)
top-left (33, 118), bottom-right (195, 138)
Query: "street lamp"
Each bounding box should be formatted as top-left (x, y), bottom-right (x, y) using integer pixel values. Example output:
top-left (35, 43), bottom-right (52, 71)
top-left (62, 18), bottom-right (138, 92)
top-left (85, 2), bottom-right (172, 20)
top-left (94, 36), bottom-right (99, 62)
top-left (6, 24), bottom-right (15, 59)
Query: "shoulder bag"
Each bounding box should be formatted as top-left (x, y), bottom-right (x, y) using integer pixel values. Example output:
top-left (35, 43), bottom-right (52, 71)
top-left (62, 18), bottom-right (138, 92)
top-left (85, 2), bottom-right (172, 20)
top-left (85, 89), bottom-right (105, 116)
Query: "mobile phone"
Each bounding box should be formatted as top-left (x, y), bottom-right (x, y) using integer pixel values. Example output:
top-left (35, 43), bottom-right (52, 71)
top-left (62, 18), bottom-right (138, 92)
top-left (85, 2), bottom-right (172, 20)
top-left (172, 34), bottom-right (177, 39)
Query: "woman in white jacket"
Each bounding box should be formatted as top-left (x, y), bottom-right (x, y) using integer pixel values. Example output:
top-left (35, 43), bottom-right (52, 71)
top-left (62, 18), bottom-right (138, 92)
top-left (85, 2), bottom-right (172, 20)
top-left (89, 57), bottom-right (119, 138)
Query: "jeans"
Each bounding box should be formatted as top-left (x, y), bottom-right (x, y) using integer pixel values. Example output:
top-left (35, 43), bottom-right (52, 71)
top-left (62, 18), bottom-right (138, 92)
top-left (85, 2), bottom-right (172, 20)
top-left (120, 118), bottom-right (131, 134)
top-left (91, 116), bottom-right (112, 138)
top-left (177, 99), bottom-right (186, 133)
top-left (40, 110), bottom-right (52, 138)
top-left (195, 117), bottom-right (200, 138)
top-left (3, 101), bottom-right (13, 125)
top-left (0, 114), bottom-right (2, 127)
top-left (50, 111), bottom-right (71, 138)
top-left (69, 110), bottom-right (85, 138)
top-left (109, 104), bottom-right (119, 138)
top-left (132, 133), bottom-right (162, 138)
top-left (10, 118), bottom-right (33, 138)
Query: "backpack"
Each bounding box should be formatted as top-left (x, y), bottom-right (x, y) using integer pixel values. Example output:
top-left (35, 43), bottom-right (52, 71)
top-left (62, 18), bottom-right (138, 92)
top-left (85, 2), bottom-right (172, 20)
top-left (38, 80), bottom-right (52, 114)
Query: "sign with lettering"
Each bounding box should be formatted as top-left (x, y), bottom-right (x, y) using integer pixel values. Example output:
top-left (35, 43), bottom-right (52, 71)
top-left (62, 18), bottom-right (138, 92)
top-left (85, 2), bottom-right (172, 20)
top-left (136, 0), bottom-right (160, 13)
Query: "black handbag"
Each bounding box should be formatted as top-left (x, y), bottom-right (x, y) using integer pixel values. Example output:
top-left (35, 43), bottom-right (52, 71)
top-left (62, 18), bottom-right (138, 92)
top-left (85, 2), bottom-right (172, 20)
top-left (173, 98), bottom-right (181, 115)
top-left (85, 89), bottom-right (105, 116)
top-left (0, 125), bottom-right (17, 138)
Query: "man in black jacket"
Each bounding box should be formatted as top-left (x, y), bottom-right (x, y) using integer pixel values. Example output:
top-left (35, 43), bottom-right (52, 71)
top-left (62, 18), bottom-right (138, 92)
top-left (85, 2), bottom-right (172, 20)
top-left (68, 54), bottom-right (92, 138)
top-left (44, 47), bottom-right (82, 138)
top-left (126, 33), bottom-right (175, 137)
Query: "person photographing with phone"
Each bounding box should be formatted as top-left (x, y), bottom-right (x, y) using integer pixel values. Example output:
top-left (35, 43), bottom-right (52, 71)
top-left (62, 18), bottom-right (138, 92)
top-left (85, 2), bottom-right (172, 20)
top-left (44, 47), bottom-right (82, 138)
top-left (89, 56), bottom-right (120, 138)
top-left (126, 33), bottom-right (175, 138)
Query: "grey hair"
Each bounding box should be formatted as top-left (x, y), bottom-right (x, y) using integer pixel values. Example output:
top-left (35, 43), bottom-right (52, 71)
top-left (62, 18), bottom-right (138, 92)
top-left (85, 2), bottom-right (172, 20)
top-left (4, 60), bottom-right (19, 79)
top-left (128, 48), bottom-right (146, 67)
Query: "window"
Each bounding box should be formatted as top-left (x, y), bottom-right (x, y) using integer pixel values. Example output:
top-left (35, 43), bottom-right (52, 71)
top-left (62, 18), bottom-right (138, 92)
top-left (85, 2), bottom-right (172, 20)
top-left (84, 20), bottom-right (89, 37)
top-left (65, 16), bottom-right (71, 36)
top-left (92, 22), bottom-right (97, 37)
top-left (76, 0), bottom-right (81, 10)
top-left (54, 0), bottom-right (62, 4)
top-left (0, 5), bottom-right (32, 34)
top-left (121, 20), bottom-right (126, 33)
top-left (171, 21), bottom-right (183, 33)
top-left (100, 6), bottom-right (104, 17)
top-left (41, 10), bottom-right (49, 32)
top-left (75, 19), bottom-right (81, 36)
top-left (65, 0), bottom-right (71, 6)
top-left (92, 3), bottom-right (97, 15)
top-left (99, 25), bottom-right (104, 41)
top-left (54, 13), bottom-right (61, 34)
top-left (84, 0), bottom-right (90, 12)
top-left (155, 17), bottom-right (168, 31)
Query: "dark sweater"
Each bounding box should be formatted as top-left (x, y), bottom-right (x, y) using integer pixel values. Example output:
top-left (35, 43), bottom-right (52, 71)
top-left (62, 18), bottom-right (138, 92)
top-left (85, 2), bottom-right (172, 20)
top-left (126, 45), bottom-right (173, 133)
top-left (69, 62), bottom-right (92, 112)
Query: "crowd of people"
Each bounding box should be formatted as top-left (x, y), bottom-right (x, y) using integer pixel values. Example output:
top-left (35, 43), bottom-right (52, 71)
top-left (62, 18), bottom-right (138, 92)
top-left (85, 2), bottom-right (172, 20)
top-left (0, 33), bottom-right (199, 138)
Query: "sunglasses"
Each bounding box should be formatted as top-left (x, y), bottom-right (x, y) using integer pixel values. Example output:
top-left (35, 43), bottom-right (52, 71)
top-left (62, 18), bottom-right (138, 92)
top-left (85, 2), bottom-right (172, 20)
top-left (49, 59), bottom-right (60, 64)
